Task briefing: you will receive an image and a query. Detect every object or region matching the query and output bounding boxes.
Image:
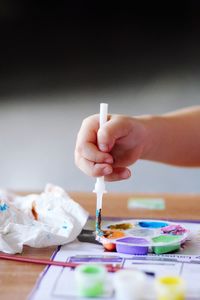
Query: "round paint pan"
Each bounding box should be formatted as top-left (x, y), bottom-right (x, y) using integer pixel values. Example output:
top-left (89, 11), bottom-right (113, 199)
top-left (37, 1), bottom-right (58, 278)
top-left (99, 219), bottom-right (189, 255)
top-left (75, 264), bottom-right (106, 297)
top-left (113, 269), bottom-right (146, 300)
top-left (155, 276), bottom-right (185, 300)
top-left (115, 237), bottom-right (149, 255)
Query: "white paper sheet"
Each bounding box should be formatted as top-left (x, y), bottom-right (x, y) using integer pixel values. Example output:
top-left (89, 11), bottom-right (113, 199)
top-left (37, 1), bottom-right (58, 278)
top-left (29, 221), bottom-right (200, 300)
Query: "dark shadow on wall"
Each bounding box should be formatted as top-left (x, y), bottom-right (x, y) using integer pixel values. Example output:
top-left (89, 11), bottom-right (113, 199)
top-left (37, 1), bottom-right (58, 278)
top-left (0, 1), bottom-right (200, 99)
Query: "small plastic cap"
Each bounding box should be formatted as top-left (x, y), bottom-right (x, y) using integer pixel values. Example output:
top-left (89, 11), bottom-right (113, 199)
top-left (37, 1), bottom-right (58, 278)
top-left (93, 177), bottom-right (107, 194)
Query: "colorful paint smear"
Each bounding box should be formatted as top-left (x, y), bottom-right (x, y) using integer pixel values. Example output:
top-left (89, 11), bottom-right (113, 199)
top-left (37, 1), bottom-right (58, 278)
top-left (108, 223), bottom-right (133, 230)
top-left (0, 203), bottom-right (8, 212)
top-left (31, 201), bottom-right (38, 220)
top-left (138, 221), bottom-right (168, 228)
top-left (102, 230), bottom-right (125, 239)
top-left (161, 225), bottom-right (187, 235)
top-left (96, 209), bottom-right (103, 236)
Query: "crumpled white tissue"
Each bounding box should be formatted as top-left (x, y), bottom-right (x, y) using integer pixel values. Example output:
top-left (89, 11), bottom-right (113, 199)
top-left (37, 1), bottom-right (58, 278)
top-left (0, 184), bottom-right (89, 254)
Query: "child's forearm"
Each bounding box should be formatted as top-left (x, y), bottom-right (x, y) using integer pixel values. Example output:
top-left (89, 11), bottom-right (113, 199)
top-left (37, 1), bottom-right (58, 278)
top-left (139, 106), bottom-right (200, 166)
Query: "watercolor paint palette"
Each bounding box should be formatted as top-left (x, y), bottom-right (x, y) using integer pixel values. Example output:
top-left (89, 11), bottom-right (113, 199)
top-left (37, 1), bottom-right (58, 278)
top-left (98, 220), bottom-right (189, 255)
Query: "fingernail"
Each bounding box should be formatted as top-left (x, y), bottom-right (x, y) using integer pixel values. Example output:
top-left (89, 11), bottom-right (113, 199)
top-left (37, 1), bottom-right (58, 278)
top-left (103, 166), bottom-right (112, 175)
top-left (121, 169), bottom-right (131, 179)
top-left (99, 144), bottom-right (108, 152)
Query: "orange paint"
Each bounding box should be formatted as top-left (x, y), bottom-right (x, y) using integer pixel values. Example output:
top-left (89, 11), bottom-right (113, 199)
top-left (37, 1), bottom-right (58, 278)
top-left (31, 201), bottom-right (38, 220)
top-left (102, 230), bottom-right (125, 251)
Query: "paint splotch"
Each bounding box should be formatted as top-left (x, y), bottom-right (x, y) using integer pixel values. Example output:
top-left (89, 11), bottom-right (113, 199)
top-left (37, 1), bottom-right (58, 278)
top-left (108, 223), bottom-right (133, 230)
top-left (138, 221), bottom-right (168, 228)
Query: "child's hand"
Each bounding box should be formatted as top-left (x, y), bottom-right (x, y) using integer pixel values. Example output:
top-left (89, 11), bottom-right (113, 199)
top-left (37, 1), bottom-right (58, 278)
top-left (75, 114), bottom-right (148, 181)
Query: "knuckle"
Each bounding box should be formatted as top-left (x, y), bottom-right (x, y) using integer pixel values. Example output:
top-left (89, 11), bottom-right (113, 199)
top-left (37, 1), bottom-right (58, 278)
top-left (81, 117), bottom-right (89, 127)
top-left (81, 115), bottom-right (94, 127)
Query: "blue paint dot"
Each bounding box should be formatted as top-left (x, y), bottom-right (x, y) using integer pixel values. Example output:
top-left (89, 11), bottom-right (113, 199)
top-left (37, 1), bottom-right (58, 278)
top-left (139, 221), bottom-right (168, 228)
top-left (62, 225), bottom-right (67, 229)
top-left (96, 229), bottom-right (104, 236)
top-left (96, 209), bottom-right (100, 217)
top-left (0, 203), bottom-right (8, 212)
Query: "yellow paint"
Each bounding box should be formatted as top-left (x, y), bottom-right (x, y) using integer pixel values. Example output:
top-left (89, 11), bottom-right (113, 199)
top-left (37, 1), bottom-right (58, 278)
top-left (156, 276), bottom-right (185, 300)
top-left (108, 223), bottom-right (133, 230)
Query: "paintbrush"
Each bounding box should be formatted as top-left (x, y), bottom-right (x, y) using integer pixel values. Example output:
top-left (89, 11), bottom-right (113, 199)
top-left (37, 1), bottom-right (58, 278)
top-left (0, 253), bottom-right (155, 276)
top-left (0, 253), bottom-right (119, 272)
top-left (93, 103), bottom-right (108, 235)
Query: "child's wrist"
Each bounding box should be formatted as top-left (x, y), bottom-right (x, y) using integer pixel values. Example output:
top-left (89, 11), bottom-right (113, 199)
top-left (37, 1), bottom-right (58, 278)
top-left (134, 114), bottom-right (160, 160)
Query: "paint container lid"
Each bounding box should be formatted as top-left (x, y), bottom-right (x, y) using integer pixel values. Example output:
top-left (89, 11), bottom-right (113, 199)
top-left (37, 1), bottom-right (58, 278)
top-left (113, 269), bottom-right (146, 300)
top-left (75, 264), bottom-right (106, 297)
top-left (155, 276), bottom-right (185, 300)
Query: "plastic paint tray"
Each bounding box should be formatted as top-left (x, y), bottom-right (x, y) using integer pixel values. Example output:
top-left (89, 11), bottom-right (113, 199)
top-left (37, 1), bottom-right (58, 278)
top-left (98, 219), bottom-right (189, 255)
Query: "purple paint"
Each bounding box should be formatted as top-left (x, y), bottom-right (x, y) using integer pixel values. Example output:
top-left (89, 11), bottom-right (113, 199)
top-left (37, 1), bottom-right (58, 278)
top-left (161, 225), bottom-right (187, 235)
top-left (115, 237), bottom-right (149, 255)
top-left (69, 255), bottom-right (123, 263)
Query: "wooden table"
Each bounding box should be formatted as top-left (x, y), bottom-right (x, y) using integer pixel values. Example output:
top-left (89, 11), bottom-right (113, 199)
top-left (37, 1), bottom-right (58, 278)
top-left (1, 192), bottom-right (200, 300)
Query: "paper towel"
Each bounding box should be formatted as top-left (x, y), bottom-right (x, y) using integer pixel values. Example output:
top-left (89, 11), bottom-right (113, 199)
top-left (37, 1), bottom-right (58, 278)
top-left (0, 184), bottom-right (89, 254)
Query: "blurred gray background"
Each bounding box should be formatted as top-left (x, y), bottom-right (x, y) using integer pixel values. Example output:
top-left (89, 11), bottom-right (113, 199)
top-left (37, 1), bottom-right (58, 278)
top-left (0, 1), bottom-right (200, 193)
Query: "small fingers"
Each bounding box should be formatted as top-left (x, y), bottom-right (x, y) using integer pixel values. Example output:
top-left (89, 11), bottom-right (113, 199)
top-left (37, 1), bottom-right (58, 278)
top-left (97, 115), bottom-right (132, 152)
top-left (76, 156), bottom-right (113, 177)
top-left (104, 167), bottom-right (131, 181)
top-left (76, 142), bottom-right (113, 164)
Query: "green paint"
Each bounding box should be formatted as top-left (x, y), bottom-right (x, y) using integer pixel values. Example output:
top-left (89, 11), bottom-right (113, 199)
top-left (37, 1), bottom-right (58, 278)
top-left (82, 265), bottom-right (102, 274)
top-left (152, 235), bottom-right (181, 254)
top-left (76, 265), bottom-right (105, 297)
top-left (152, 235), bottom-right (180, 243)
top-left (128, 198), bottom-right (165, 210)
top-left (79, 282), bottom-right (104, 297)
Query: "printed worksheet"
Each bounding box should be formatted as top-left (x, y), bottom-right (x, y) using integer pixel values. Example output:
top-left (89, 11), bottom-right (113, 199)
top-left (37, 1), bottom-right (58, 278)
top-left (30, 221), bottom-right (200, 300)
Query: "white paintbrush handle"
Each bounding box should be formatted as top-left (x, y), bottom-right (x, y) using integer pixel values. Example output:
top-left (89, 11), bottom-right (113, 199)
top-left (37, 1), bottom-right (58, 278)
top-left (94, 103), bottom-right (108, 209)
top-left (100, 103), bottom-right (108, 128)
